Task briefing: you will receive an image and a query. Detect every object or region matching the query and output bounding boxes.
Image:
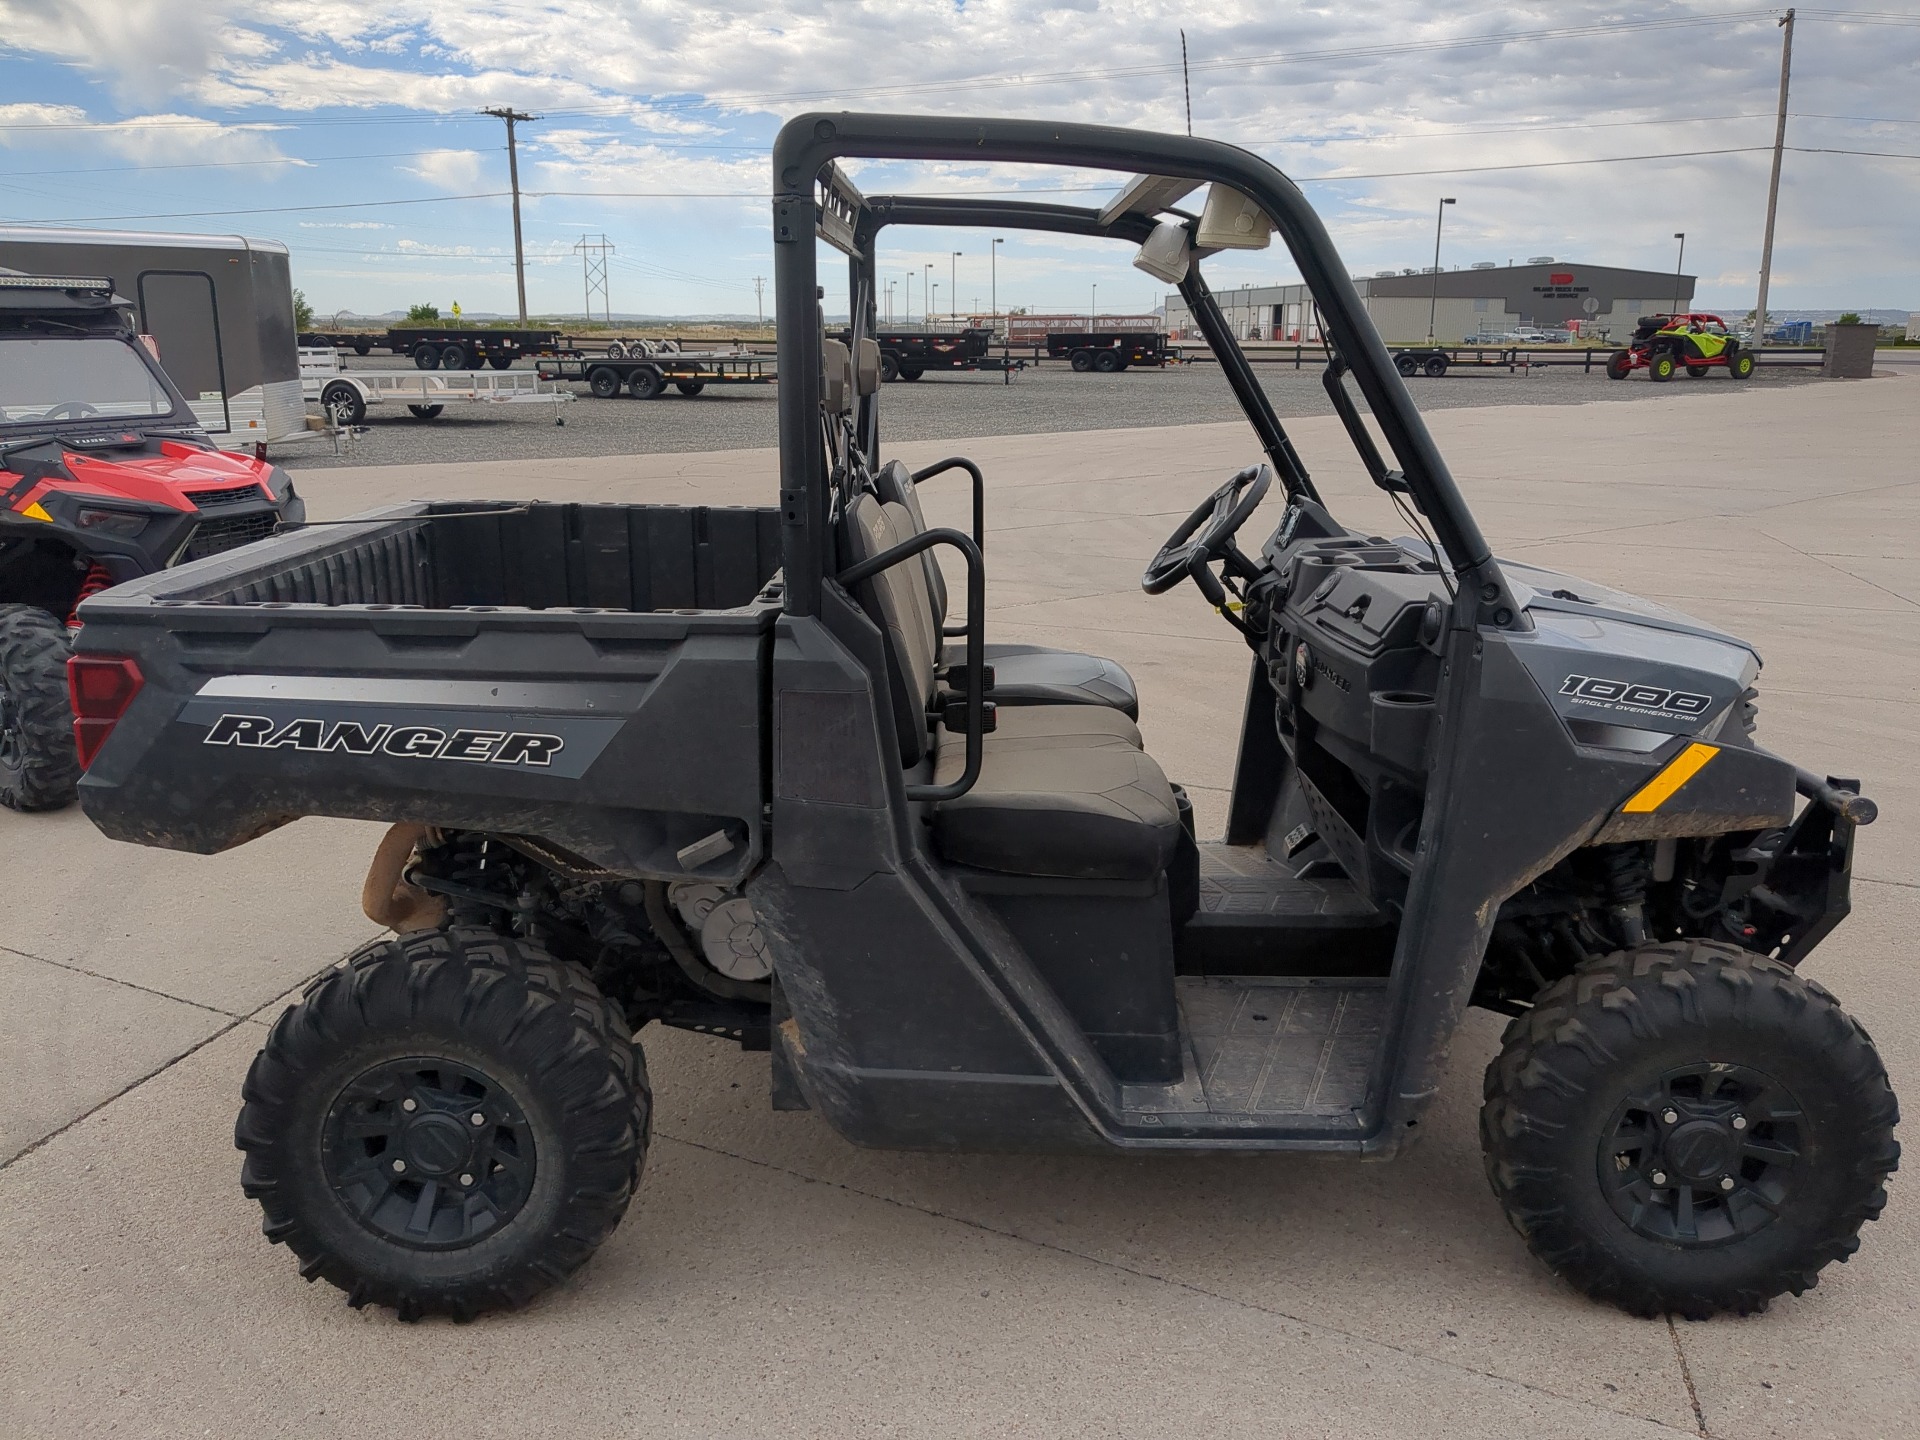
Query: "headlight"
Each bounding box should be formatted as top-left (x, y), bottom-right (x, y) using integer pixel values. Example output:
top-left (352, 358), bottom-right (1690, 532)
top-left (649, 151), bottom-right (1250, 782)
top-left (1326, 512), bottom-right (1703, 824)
top-left (75, 507), bottom-right (149, 538)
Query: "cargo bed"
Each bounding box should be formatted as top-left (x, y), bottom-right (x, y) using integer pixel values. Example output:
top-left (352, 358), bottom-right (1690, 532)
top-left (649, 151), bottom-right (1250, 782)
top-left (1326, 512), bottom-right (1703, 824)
top-left (72, 500), bottom-right (785, 880)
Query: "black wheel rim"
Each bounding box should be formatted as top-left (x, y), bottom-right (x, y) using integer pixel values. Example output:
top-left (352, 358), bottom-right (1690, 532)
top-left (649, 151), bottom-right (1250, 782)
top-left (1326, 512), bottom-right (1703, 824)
top-left (1598, 1063), bottom-right (1805, 1247)
top-left (323, 1056), bottom-right (538, 1251)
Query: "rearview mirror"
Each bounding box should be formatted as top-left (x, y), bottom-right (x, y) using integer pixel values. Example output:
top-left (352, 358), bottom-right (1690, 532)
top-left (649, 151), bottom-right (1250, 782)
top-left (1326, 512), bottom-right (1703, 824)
top-left (1195, 185), bottom-right (1273, 250)
top-left (1133, 221), bottom-right (1191, 283)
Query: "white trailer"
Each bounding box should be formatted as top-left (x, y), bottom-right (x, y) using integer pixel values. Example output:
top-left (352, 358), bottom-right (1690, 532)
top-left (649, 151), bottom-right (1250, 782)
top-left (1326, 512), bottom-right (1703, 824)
top-left (301, 349), bottom-right (574, 424)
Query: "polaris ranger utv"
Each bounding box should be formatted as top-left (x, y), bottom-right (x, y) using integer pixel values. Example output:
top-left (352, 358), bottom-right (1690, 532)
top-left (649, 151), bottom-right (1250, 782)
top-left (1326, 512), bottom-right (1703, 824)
top-left (0, 271), bottom-right (303, 810)
top-left (70, 116), bottom-right (1894, 1324)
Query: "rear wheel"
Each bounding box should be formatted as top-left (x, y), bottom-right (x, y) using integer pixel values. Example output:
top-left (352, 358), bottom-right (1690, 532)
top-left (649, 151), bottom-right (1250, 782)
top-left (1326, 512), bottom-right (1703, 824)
top-left (675, 382), bottom-right (706, 396)
top-left (320, 381), bottom-right (366, 427)
top-left (898, 366), bottom-right (923, 382)
top-left (1606, 351), bottom-right (1633, 381)
top-left (1686, 364), bottom-right (1710, 378)
top-left (352, 339), bottom-right (372, 357)
top-left (587, 366), bottom-right (623, 399)
top-left (488, 354), bottom-right (515, 371)
top-left (1650, 352), bottom-right (1677, 382)
top-left (1395, 354), bottom-right (1420, 377)
top-left (407, 404), bottom-right (445, 420)
top-left (879, 352), bottom-right (901, 383)
top-left (1092, 350), bottom-right (1122, 373)
top-left (236, 927), bottom-right (650, 1321)
top-left (1070, 350), bottom-right (1095, 372)
top-left (0, 604), bottom-right (79, 813)
top-left (413, 344), bottom-right (441, 370)
top-left (629, 367), bottom-right (666, 399)
top-left (439, 343), bottom-right (470, 371)
top-left (1424, 354), bottom-right (1449, 378)
top-left (1482, 941), bottom-right (1898, 1319)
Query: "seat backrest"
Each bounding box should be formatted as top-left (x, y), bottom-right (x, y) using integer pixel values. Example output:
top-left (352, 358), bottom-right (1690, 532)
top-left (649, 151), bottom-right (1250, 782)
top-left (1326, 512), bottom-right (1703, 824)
top-left (841, 492), bottom-right (941, 766)
top-left (873, 460), bottom-right (949, 629)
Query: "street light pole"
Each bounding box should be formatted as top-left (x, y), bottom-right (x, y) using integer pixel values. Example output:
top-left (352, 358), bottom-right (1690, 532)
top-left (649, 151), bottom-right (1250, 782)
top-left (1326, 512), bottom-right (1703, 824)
top-left (924, 264), bottom-right (933, 325)
top-left (1672, 233), bottom-right (1686, 315)
top-left (1753, 8), bottom-right (1795, 348)
top-left (483, 107), bottom-right (538, 324)
top-left (1090, 282), bottom-right (1097, 327)
top-left (1428, 196), bottom-right (1456, 342)
top-left (991, 237), bottom-right (1003, 323)
top-left (952, 251), bottom-right (962, 323)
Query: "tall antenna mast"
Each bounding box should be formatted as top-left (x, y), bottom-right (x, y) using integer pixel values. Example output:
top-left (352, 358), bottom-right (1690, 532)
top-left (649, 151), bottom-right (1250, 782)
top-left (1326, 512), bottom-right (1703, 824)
top-left (1180, 31), bottom-right (1193, 136)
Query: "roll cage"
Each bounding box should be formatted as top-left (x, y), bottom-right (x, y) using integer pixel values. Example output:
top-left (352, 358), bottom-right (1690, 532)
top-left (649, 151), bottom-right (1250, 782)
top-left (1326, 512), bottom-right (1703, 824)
top-left (770, 113), bottom-right (1521, 630)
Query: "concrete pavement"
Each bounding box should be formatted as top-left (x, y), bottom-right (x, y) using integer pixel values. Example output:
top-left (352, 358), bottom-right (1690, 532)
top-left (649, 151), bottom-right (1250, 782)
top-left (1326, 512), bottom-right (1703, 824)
top-left (2, 372), bottom-right (1915, 1437)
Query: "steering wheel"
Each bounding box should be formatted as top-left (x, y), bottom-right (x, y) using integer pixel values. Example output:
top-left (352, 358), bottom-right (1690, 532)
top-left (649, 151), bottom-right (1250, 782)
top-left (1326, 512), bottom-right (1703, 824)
top-left (42, 402), bottom-right (101, 421)
top-left (1141, 463), bottom-right (1272, 598)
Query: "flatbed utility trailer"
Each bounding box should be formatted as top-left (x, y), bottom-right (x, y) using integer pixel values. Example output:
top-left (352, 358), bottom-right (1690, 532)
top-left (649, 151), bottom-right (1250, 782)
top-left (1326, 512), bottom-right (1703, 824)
top-left (538, 350), bottom-right (774, 399)
top-left (70, 112), bottom-right (1896, 1327)
top-left (382, 326), bottom-right (577, 372)
top-left (300, 349), bottom-right (573, 425)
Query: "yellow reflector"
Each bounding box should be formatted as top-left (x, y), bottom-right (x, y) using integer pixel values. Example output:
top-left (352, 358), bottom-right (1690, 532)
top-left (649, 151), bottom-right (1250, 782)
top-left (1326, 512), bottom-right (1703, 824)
top-left (1622, 742), bottom-right (1719, 814)
top-left (21, 501), bottom-right (53, 522)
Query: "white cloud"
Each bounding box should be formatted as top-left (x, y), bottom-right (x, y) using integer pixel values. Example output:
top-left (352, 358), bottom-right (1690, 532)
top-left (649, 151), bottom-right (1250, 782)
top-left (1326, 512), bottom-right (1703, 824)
top-left (402, 148), bottom-right (487, 190)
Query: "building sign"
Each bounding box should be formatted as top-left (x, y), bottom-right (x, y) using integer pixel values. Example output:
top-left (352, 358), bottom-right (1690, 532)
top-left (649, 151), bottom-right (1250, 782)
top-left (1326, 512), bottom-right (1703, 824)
top-left (1532, 271), bottom-right (1589, 301)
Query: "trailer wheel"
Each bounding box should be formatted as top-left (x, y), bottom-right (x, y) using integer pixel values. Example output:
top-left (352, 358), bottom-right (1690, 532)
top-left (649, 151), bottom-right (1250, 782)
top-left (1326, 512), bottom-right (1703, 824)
top-left (1482, 941), bottom-right (1898, 1320)
top-left (898, 366), bottom-right (923, 382)
top-left (320, 381), bottom-right (367, 427)
top-left (879, 352), bottom-right (901, 383)
top-left (1092, 350), bottom-right (1122, 373)
top-left (1070, 350), bottom-right (1095, 372)
top-left (675, 382), bottom-right (706, 397)
top-left (1606, 351), bottom-right (1633, 381)
top-left (1424, 355), bottom-right (1449, 378)
top-left (352, 339), bottom-right (372, 356)
top-left (587, 367), bottom-right (623, 399)
top-left (439, 343), bottom-right (470, 371)
top-left (488, 355), bottom-right (515, 372)
top-left (235, 926), bottom-right (650, 1322)
top-left (1395, 354), bottom-right (1420, 377)
top-left (0, 604), bottom-right (79, 813)
top-left (629, 367), bottom-right (666, 400)
top-left (1731, 350), bottom-right (1756, 379)
top-left (406, 404), bottom-right (445, 420)
top-left (413, 344), bottom-right (441, 371)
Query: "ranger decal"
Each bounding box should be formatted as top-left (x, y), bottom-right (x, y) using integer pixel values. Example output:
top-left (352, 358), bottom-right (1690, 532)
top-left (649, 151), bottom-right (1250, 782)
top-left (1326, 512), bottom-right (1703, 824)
top-left (204, 713), bottom-right (565, 765)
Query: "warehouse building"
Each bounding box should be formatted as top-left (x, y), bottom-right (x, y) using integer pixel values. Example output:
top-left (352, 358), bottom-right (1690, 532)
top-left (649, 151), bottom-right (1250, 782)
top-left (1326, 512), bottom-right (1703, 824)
top-left (1167, 260), bottom-right (1697, 344)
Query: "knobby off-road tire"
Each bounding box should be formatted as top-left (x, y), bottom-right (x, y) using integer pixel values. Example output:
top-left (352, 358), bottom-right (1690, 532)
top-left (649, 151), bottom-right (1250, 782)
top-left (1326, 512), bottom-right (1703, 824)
top-left (236, 927), bottom-right (651, 1321)
top-left (1482, 940), bottom-right (1898, 1319)
top-left (0, 604), bottom-right (80, 812)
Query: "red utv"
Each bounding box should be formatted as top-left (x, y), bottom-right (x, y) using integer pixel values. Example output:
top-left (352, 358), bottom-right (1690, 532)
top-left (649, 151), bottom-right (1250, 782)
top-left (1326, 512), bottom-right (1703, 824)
top-left (0, 271), bottom-right (303, 810)
top-left (1608, 312), bottom-right (1756, 382)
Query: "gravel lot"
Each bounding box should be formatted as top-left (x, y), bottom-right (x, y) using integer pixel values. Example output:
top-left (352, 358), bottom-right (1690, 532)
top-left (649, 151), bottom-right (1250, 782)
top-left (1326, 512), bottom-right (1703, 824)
top-left (283, 350), bottom-right (1822, 473)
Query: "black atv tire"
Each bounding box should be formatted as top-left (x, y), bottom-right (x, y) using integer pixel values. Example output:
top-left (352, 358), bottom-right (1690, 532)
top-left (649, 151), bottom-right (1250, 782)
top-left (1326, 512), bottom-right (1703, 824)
top-left (236, 926), bottom-right (651, 1321)
top-left (1686, 364), bottom-right (1711, 378)
top-left (1606, 351), bottom-right (1632, 380)
top-left (0, 604), bottom-right (80, 812)
top-left (1482, 940), bottom-right (1898, 1320)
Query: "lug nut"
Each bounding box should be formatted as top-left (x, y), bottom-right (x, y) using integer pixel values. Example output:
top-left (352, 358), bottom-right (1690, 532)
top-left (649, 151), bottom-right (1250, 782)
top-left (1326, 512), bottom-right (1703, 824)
top-left (391, 1159), bottom-right (406, 1174)
top-left (402, 1099), bottom-right (417, 1113)
top-left (1650, 1170), bottom-right (1668, 1186)
top-left (1720, 1177), bottom-right (1736, 1191)
top-left (1731, 1114), bottom-right (1748, 1131)
top-left (459, 1173), bottom-right (474, 1187)
top-left (1661, 1108), bottom-right (1678, 1125)
top-left (470, 1112), bottom-right (486, 1126)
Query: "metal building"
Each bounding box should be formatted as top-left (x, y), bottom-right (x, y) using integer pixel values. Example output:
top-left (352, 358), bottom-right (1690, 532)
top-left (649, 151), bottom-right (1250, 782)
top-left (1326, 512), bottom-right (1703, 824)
top-left (1169, 260), bottom-right (1698, 344)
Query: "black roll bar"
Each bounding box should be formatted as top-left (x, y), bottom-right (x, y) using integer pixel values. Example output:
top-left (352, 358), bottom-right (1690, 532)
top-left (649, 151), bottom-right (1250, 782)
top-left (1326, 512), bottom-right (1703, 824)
top-left (836, 525), bottom-right (987, 803)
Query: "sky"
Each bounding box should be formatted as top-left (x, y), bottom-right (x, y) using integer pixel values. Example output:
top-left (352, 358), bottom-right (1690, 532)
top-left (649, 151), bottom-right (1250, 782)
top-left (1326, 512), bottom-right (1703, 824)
top-left (1, 2), bottom-right (1915, 320)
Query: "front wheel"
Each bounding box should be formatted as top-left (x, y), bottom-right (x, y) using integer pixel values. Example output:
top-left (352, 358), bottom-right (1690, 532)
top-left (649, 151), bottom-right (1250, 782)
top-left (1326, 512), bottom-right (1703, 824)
top-left (320, 381), bottom-right (367, 427)
top-left (1482, 941), bottom-right (1898, 1319)
top-left (587, 366), bottom-right (622, 399)
top-left (236, 927), bottom-right (650, 1321)
top-left (0, 604), bottom-right (79, 812)
top-left (878, 352), bottom-right (900, 383)
top-left (1649, 352), bottom-right (1677, 382)
top-left (1731, 350), bottom-right (1756, 379)
top-left (1070, 350), bottom-right (1094, 372)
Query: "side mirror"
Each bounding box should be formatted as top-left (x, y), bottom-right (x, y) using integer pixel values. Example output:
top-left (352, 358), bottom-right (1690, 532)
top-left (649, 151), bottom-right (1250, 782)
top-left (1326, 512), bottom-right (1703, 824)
top-left (1195, 185), bottom-right (1273, 250)
top-left (1133, 221), bottom-right (1191, 283)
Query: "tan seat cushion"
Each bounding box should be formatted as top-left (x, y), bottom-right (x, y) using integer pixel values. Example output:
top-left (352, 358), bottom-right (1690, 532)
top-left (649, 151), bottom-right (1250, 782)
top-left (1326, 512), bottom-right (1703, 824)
top-left (931, 706), bottom-right (1181, 881)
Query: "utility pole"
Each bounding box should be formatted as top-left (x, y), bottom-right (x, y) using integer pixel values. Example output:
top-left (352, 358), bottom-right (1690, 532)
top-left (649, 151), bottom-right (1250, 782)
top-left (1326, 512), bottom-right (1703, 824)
top-left (924, 264), bottom-right (933, 324)
top-left (951, 251), bottom-right (961, 322)
top-left (1090, 282), bottom-right (1098, 327)
top-left (754, 275), bottom-right (765, 327)
top-left (991, 237), bottom-right (1003, 322)
top-left (1428, 196), bottom-right (1455, 342)
top-left (483, 107), bottom-right (538, 324)
top-left (1672, 233), bottom-right (1687, 314)
top-left (573, 234), bottom-right (614, 323)
top-left (1753, 8), bottom-right (1794, 348)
